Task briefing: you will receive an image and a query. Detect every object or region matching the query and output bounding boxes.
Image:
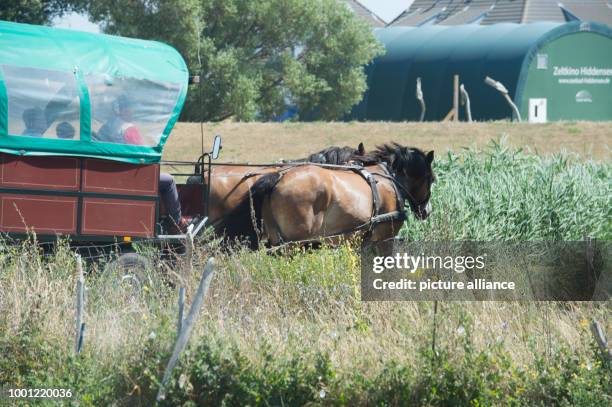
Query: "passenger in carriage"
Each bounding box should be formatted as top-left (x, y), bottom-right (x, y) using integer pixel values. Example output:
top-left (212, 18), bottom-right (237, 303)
top-left (94, 95), bottom-right (145, 145)
top-left (21, 107), bottom-right (46, 137)
top-left (96, 95), bottom-right (190, 233)
top-left (56, 121), bottom-right (76, 139)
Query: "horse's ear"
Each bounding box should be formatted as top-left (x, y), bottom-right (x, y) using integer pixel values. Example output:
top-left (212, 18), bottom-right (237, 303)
top-left (357, 142), bottom-right (365, 155)
top-left (426, 150), bottom-right (434, 165)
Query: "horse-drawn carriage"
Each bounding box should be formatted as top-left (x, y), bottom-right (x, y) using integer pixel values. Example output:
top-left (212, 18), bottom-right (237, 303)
top-left (0, 20), bottom-right (213, 254)
top-left (0, 20), bottom-right (435, 258)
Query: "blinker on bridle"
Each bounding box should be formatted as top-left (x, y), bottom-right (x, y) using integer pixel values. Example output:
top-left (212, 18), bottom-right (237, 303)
top-left (386, 164), bottom-right (432, 210)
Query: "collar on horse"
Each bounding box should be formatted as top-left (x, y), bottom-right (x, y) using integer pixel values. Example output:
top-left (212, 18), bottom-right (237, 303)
top-left (351, 162), bottom-right (407, 229)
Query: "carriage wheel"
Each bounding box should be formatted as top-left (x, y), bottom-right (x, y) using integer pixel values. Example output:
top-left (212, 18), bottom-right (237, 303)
top-left (104, 252), bottom-right (151, 295)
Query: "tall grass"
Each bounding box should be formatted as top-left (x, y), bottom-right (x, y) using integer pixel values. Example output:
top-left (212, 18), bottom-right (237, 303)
top-left (0, 144), bottom-right (610, 406)
top-left (401, 141), bottom-right (611, 240)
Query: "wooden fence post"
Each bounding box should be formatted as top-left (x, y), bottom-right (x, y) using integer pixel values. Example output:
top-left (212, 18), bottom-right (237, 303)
top-left (75, 254), bottom-right (85, 354)
top-left (443, 75), bottom-right (460, 122)
top-left (177, 226), bottom-right (195, 336)
top-left (177, 287), bottom-right (185, 336)
top-left (157, 257), bottom-right (216, 402)
top-left (591, 320), bottom-right (612, 361)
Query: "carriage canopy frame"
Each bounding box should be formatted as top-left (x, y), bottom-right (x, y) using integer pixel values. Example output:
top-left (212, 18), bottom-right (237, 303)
top-left (0, 20), bottom-right (189, 164)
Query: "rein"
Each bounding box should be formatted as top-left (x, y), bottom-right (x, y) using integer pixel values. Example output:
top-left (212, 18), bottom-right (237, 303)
top-left (162, 160), bottom-right (366, 170)
top-left (369, 166), bottom-right (430, 210)
top-left (178, 161), bottom-right (368, 180)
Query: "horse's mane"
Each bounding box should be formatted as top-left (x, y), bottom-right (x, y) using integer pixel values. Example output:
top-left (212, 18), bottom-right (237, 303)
top-left (290, 144), bottom-right (364, 165)
top-left (353, 143), bottom-right (431, 176)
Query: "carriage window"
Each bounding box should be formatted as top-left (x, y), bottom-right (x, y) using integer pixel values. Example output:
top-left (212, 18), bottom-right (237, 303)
top-left (86, 75), bottom-right (181, 147)
top-left (2, 65), bottom-right (80, 140)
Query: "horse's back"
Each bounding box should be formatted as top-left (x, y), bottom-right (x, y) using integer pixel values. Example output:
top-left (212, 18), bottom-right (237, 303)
top-left (265, 165), bottom-right (375, 241)
top-left (210, 165), bottom-right (276, 217)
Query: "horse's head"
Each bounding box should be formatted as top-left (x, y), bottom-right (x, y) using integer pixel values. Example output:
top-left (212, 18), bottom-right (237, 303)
top-left (385, 144), bottom-right (435, 220)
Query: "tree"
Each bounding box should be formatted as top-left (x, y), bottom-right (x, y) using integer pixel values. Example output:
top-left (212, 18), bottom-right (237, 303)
top-left (0, 0), bottom-right (74, 25)
top-left (77, 0), bottom-right (383, 121)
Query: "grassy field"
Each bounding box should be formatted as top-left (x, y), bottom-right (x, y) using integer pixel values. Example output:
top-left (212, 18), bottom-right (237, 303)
top-left (0, 122), bottom-right (610, 406)
top-left (164, 121), bottom-right (611, 163)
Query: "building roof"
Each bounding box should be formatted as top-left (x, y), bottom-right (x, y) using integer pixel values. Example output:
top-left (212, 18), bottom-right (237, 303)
top-left (345, 0), bottom-right (386, 27)
top-left (438, 3), bottom-right (496, 25)
top-left (387, 0), bottom-right (612, 26)
top-left (389, 0), bottom-right (449, 26)
top-left (560, 1), bottom-right (612, 26)
top-left (481, 0), bottom-right (527, 25)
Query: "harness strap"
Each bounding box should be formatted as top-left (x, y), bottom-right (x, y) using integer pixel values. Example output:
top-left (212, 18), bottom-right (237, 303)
top-left (370, 210), bottom-right (407, 225)
top-left (380, 162), bottom-right (406, 219)
top-left (351, 167), bottom-right (382, 216)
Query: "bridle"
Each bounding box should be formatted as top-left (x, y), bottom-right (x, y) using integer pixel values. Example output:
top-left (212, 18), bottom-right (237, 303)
top-left (372, 162), bottom-right (432, 213)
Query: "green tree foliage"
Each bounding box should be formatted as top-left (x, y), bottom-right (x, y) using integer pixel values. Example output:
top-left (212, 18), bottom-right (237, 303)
top-left (77, 0), bottom-right (383, 121)
top-left (0, 0), bottom-right (73, 25)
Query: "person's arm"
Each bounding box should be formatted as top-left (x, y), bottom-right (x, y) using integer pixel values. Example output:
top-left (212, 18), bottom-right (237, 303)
top-left (124, 126), bottom-right (145, 145)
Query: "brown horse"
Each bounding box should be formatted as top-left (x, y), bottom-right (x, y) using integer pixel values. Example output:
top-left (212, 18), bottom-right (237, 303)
top-left (203, 143), bottom-right (366, 246)
top-left (247, 143), bottom-right (434, 248)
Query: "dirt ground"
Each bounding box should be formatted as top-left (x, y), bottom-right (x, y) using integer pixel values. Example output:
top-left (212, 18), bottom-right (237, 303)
top-left (163, 121), bottom-right (611, 163)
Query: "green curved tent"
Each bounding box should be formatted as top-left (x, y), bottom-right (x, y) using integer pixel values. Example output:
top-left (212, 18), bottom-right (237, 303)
top-left (353, 21), bottom-right (612, 122)
top-left (0, 20), bottom-right (189, 163)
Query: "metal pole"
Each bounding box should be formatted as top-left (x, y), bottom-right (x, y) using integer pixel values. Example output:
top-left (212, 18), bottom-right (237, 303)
top-left (460, 84), bottom-right (472, 122)
top-left (416, 77), bottom-right (426, 122)
top-left (484, 76), bottom-right (522, 122)
top-left (503, 94), bottom-right (522, 122)
top-left (157, 258), bottom-right (216, 402)
top-left (453, 75), bottom-right (459, 122)
top-left (204, 154), bottom-right (212, 219)
top-left (75, 254), bottom-right (85, 354)
top-left (431, 300), bottom-right (438, 354)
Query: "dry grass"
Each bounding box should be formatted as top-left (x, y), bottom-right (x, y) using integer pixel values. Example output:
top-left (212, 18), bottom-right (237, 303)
top-left (164, 121), bottom-right (612, 163)
top-left (204, 244), bottom-right (607, 373)
top-left (1, 239), bottom-right (608, 386)
top-left (1, 123), bottom-right (609, 404)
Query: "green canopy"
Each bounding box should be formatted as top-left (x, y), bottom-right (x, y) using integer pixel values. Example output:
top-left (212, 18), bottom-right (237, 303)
top-left (0, 20), bottom-right (189, 163)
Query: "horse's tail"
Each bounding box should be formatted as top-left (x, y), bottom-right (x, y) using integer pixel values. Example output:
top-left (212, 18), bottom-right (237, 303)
top-left (249, 171), bottom-right (282, 225)
top-left (216, 172), bottom-right (281, 249)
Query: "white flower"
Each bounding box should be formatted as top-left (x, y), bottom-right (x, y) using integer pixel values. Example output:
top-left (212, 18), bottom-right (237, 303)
top-left (319, 390), bottom-right (326, 399)
top-left (457, 326), bottom-right (466, 336)
top-left (179, 373), bottom-right (187, 389)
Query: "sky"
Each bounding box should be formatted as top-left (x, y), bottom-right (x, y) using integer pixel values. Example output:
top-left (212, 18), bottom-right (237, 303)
top-left (53, 12), bottom-right (99, 33)
top-left (52, 1), bottom-right (413, 32)
top-left (359, 0), bottom-right (413, 23)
